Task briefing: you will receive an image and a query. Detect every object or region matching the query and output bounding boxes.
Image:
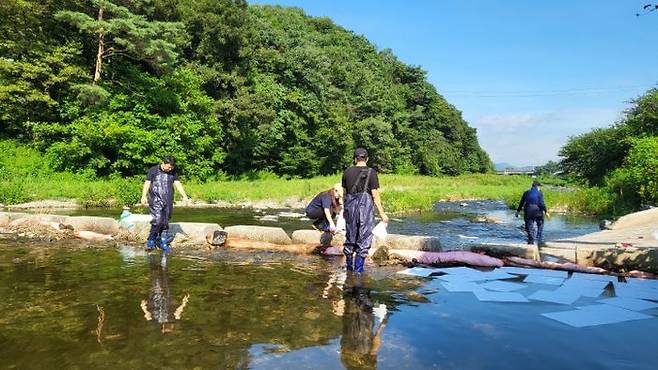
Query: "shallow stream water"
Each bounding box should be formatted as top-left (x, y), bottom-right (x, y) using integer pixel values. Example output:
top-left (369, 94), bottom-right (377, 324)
top-left (1, 243), bottom-right (657, 369)
top-left (3, 202), bottom-right (656, 369)
top-left (61, 200), bottom-right (599, 249)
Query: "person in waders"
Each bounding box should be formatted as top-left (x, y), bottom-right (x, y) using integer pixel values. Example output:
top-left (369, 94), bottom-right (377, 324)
top-left (342, 148), bottom-right (388, 273)
top-left (140, 156), bottom-right (189, 253)
top-left (516, 180), bottom-right (550, 245)
top-left (305, 183), bottom-right (343, 233)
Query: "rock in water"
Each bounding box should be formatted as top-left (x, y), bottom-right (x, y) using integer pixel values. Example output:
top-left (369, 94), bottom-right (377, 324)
top-left (599, 219), bottom-right (613, 230)
top-left (207, 230), bottom-right (228, 246)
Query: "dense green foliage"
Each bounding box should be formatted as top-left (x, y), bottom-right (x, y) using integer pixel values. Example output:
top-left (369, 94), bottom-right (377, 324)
top-left (0, 139), bottom-right (593, 215)
top-left (0, 140), bottom-right (143, 206)
top-left (606, 137), bottom-right (658, 207)
top-left (559, 88), bottom-right (658, 211)
top-left (560, 89), bottom-right (657, 185)
top-left (535, 160), bottom-right (560, 176)
top-left (0, 0), bottom-right (491, 180)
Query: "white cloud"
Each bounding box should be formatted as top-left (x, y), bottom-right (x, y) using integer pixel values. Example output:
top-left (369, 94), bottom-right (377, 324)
top-left (468, 107), bottom-right (624, 166)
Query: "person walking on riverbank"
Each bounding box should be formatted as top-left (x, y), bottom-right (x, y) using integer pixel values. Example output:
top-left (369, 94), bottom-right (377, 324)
top-left (305, 183), bottom-right (343, 233)
top-left (140, 156), bottom-right (189, 253)
top-left (516, 180), bottom-right (550, 245)
top-left (342, 148), bottom-right (388, 273)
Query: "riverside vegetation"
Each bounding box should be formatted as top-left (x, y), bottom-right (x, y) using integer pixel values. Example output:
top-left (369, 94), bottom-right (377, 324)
top-left (558, 88), bottom-right (658, 215)
top-left (0, 140), bottom-right (610, 215)
top-left (1, 0), bottom-right (490, 180)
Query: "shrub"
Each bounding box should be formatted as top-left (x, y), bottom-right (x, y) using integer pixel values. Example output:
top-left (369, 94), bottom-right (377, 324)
top-left (0, 180), bottom-right (31, 204)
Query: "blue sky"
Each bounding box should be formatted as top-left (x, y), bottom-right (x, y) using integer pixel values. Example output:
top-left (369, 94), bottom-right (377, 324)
top-left (249, 0), bottom-right (658, 166)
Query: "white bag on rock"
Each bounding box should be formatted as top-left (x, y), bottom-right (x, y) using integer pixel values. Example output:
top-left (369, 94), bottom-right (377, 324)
top-left (372, 221), bottom-right (388, 240)
top-left (335, 210), bottom-right (346, 233)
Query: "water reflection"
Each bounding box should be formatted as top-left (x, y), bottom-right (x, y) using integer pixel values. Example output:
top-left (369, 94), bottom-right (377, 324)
top-left (95, 304), bottom-right (105, 344)
top-left (140, 253), bottom-right (190, 334)
top-left (340, 274), bottom-right (389, 370)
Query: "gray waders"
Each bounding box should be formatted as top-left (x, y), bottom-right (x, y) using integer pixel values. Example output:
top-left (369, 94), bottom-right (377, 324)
top-left (343, 168), bottom-right (375, 273)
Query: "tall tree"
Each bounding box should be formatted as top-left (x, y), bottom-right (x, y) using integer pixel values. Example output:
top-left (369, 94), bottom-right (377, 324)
top-left (55, 0), bottom-right (186, 83)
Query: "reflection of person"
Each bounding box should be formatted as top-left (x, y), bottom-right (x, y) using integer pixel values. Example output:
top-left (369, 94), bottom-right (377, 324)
top-left (95, 304), bottom-right (105, 344)
top-left (140, 254), bottom-right (190, 334)
top-left (342, 148), bottom-right (388, 272)
top-left (140, 156), bottom-right (189, 253)
top-left (305, 183), bottom-right (343, 233)
top-left (339, 275), bottom-right (389, 370)
top-left (515, 180), bottom-right (550, 245)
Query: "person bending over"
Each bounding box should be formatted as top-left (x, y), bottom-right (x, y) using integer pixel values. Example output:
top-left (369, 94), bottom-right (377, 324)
top-left (305, 183), bottom-right (344, 233)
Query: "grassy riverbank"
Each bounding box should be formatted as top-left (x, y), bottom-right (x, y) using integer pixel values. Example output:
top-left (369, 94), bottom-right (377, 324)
top-left (0, 140), bottom-right (615, 215)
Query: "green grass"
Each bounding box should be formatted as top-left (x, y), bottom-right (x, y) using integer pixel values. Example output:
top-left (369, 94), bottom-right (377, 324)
top-left (0, 139), bottom-right (618, 215)
top-left (185, 173), bottom-right (533, 213)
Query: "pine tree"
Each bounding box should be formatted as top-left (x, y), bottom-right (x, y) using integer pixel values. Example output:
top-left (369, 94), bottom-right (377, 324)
top-left (55, 0), bottom-right (185, 84)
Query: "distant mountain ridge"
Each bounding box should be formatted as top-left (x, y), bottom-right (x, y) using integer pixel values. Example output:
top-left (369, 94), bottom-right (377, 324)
top-left (494, 162), bottom-right (536, 172)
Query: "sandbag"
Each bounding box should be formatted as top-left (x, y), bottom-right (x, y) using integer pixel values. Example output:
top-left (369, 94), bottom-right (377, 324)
top-left (389, 249), bottom-right (503, 267)
top-left (505, 256), bottom-right (610, 274)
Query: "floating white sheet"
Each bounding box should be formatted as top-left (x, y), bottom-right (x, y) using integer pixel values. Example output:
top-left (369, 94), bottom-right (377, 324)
top-left (613, 285), bottom-right (658, 301)
top-left (570, 272), bottom-right (618, 283)
top-left (501, 267), bottom-right (568, 278)
top-left (625, 278), bottom-right (658, 290)
top-left (542, 304), bottom-right (653, 327)
top-left (500, 267), bottom-right (534, 275)
top-left (474, 270), bottom-right (518, 281)
top-left (597, 297), bottom-right (658, 311)
top-left (397, 267), bottom-right (437, 277)
top-left (478, 280), bottom-right (526, 292)
top-left (440, 281), bottom-right (483, 293)
top-left (560, 279), bottom-right (610, 298)
top-left (528, 289), bottom-right (581, 305)
top-left (437, 274), bottom-right (489, 284)
top-left (473, 290), bottom-right (529, 303)
top-left (434, 267), bottom-right (482, 275)
top-left (437, 270), bottom-right (516, 283)
top-left (522, 275), bottom-right (565, 286)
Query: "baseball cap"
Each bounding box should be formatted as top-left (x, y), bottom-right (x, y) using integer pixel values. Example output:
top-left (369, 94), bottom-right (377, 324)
top-left (354, 148), bottom-right (368, 159)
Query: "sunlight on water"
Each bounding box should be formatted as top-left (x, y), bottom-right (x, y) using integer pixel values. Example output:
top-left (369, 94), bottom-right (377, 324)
top-left (1, 242), bottom-right (656, 369)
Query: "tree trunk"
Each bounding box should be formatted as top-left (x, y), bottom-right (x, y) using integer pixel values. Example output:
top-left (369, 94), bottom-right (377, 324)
top-left (93, 8), bottom-right (104, 84)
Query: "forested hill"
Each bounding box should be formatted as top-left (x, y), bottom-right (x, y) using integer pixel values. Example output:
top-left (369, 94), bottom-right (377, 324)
top-left (0, 0), bottom-right (492, 180)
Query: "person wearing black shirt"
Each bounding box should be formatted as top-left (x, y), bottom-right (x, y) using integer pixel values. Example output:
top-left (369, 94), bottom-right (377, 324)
top-left (140, 156), bottom-right (189, 253)
top-left (341, 148), bottom-right (388, 273)
top-left (305, 183), bottom-right (343, 232)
